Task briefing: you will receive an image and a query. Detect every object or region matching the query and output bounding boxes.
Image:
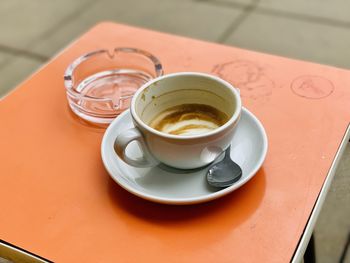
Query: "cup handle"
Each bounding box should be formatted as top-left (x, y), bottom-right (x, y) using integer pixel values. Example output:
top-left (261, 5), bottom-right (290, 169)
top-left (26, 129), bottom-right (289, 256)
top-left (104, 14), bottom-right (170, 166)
top-left (114, 127), bottom-right (160, 167)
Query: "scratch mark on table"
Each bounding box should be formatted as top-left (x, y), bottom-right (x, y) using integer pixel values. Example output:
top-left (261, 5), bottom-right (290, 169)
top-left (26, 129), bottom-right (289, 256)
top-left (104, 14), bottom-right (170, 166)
top-left (291, 75), bottom-right (334, 99)
top-left (212, 60), bottom-right (275, 100)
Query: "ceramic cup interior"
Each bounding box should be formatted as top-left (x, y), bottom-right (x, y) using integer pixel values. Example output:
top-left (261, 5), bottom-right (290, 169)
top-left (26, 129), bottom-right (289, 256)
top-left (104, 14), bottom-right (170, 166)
top-left (133, 73), bottom-right (239, 137)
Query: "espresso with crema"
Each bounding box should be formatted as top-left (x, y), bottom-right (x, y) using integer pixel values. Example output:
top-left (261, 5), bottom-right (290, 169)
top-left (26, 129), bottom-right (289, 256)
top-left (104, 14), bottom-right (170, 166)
top-left (149, 104), bottom-right (229, 136)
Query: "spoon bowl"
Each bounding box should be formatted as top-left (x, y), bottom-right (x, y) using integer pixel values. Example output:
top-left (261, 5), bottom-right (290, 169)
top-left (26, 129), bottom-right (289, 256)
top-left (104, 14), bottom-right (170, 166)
top-left (207, 146), bottom-right (242, 188)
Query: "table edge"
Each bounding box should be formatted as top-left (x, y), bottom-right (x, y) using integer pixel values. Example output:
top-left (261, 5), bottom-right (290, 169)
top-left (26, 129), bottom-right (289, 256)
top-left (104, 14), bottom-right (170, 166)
top-left (0, 240), bottom-right (51, 263)
top-left (291, 124), bottom-right (350, 263)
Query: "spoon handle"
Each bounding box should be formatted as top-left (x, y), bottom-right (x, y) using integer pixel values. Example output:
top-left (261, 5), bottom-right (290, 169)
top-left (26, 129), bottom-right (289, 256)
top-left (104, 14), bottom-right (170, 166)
top-left (224, 146), bottom-right (231, 159)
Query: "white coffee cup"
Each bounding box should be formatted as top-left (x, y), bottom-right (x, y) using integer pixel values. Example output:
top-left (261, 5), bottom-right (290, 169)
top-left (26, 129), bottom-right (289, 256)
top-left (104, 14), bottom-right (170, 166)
top-left (114, 72), bottom-right (242, 169)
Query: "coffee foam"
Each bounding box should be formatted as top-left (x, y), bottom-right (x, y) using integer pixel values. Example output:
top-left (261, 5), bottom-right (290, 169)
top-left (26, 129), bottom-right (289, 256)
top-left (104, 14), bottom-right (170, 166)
top-left (160, 119), bottom-right (219, 136)
top-left (149, 104), bottom-right (228, 136)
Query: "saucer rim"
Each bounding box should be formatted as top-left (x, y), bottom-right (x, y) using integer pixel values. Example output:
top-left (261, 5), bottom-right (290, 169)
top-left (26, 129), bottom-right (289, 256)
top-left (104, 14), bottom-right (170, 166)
top-left (101, 107), bottom-right (268, 205)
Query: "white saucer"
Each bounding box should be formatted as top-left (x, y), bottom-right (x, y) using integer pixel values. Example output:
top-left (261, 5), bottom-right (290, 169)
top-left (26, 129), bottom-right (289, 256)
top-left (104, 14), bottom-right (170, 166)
top-left (101, 108), bottom-right (268, 205)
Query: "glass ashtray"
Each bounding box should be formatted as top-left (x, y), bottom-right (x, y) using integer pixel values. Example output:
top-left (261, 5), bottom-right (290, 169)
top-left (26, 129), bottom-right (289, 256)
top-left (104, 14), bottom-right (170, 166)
top-left (64, 47), bottom-right (163, 124)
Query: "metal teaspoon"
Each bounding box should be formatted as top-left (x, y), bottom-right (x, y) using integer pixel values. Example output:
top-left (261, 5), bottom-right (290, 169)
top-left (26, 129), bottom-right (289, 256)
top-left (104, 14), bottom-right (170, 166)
top-left (206, 146), bottom-right (242, 188)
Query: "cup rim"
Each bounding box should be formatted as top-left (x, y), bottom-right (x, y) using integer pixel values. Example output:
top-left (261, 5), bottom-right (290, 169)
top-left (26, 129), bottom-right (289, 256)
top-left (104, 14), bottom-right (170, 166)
top-left (130, 72), bottom-right (242, 140)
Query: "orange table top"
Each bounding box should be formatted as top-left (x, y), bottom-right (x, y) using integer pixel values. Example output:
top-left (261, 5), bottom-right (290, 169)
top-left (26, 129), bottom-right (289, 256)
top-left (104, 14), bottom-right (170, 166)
top-left (1, 22), bottom-right (350, 262)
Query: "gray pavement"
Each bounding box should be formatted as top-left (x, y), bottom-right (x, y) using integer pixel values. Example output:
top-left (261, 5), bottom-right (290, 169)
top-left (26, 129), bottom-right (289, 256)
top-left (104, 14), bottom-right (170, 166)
top-left (0, 0), bottom-right (349, 262)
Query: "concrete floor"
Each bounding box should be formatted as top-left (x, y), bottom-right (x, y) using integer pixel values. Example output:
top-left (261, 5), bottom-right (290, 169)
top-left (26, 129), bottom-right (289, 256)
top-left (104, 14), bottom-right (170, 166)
top-left (0, 0), bottom-right (349, 262)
